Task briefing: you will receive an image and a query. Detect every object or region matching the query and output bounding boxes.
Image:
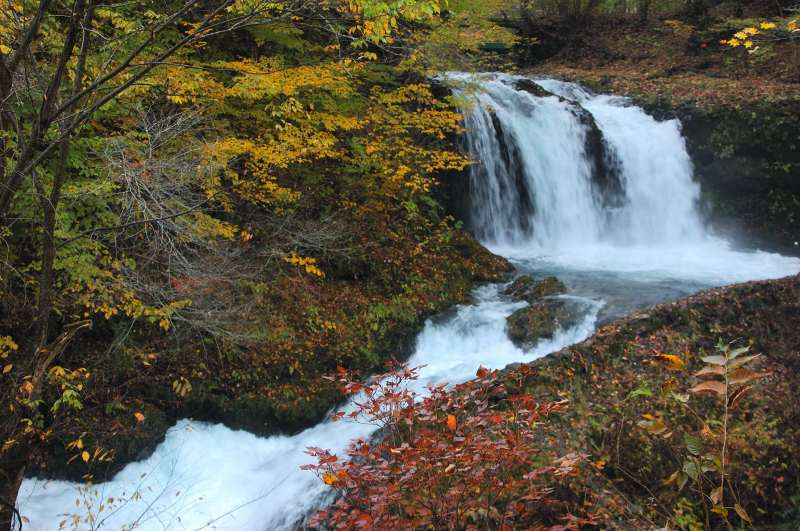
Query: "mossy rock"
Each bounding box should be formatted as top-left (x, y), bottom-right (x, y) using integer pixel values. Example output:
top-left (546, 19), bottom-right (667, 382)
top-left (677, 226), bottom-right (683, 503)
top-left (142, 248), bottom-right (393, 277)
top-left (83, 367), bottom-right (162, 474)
top-left (504, 275), bottom-right (566, 303)
top-left (505, 298), bottom-right (580, 348)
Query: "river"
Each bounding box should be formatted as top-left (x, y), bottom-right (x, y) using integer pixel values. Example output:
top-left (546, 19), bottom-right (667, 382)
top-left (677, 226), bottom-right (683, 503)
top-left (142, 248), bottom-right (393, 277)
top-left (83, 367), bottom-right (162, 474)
top-left (17, 73), bottom-right (800, 530)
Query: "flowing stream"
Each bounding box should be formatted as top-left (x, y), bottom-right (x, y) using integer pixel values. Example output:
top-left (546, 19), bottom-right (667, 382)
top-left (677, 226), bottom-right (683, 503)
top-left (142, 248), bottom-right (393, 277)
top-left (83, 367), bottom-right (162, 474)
top-left (18, 74), bottom-right (800, 530)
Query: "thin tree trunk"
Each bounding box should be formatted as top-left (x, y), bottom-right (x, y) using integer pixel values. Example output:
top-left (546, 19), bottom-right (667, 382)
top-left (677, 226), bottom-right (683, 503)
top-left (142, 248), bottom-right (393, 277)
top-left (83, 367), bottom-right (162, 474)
top-left (638, 0), bottom-right (651, 22)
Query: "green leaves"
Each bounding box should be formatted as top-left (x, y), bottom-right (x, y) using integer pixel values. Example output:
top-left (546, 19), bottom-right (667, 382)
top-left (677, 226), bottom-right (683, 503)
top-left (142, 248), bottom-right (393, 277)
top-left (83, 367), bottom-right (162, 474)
top-left (684, 433), bottom-right (703, 457)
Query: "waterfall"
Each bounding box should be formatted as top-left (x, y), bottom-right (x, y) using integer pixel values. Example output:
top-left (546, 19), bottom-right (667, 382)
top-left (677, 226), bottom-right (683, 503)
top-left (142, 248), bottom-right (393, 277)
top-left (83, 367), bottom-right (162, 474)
top-left (453, 73), bottom-right (705, 249)
top-left (17, 75), bottom-right (800, 531)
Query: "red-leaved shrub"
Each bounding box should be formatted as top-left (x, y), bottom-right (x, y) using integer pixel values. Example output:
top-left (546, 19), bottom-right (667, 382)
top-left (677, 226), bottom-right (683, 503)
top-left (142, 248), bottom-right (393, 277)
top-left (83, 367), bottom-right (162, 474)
top-left (303, 363), bottom-right (596, 529)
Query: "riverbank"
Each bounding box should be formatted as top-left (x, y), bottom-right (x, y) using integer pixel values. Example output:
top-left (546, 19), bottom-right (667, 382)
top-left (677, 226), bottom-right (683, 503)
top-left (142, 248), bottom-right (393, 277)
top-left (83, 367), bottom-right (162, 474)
top-left (514, 272), bottom-right (800, 526)
top-left (311, 272), bottom-right (800, 528)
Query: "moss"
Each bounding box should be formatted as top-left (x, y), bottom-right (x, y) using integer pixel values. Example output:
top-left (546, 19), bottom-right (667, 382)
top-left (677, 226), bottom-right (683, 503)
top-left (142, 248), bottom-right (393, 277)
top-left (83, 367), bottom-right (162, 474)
top-left (504, 275), bottom-right (567, 303)
top-left (498, 275), bottom-right (800, 527)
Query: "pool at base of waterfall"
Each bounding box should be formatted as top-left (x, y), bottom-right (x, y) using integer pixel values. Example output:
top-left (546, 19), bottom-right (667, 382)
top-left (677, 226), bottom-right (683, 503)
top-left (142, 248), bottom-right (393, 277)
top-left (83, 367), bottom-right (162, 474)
top-left (17, 73), bottom-right (800, 531)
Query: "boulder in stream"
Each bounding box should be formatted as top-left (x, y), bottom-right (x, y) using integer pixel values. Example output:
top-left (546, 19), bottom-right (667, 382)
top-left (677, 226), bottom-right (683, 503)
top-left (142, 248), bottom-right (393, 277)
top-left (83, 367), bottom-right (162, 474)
top-left (503, 275), bottom-right (566, 303)
top-left (505, 298), bottom-right (582, 348)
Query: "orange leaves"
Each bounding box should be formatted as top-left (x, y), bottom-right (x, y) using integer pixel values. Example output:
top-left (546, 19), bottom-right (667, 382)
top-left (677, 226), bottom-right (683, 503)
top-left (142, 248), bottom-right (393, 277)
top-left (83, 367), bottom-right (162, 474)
top-left (637, 414), bottom-right (669, 437)
top-left (689, 345), bottom-right (766, 408)
top-left (653, 353), bottom-right (685, 371)
top-left (446, 414), bottom-right (457, 432)
top-left (728, 385), bottom-right (753, 410)
top-left (18, 380), bottom-right (33, 397)
top-left (133, 411), bottom-right (146, 423)
top-left (689, 380), bottom-right (726, 397)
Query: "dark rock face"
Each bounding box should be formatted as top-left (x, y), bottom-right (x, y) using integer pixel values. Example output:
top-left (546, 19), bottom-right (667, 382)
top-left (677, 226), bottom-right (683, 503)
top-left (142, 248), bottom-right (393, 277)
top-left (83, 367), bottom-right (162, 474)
top-left (638, 96), bottom-right (800, 254)
top-left (514, 78), bottom-right (559, 99)
top-left (571, 105), bottom-right (626, 209)
top-left (504, 275), bottom-right (566, 303)
top-left (488, 111), bottom-right (536, 234)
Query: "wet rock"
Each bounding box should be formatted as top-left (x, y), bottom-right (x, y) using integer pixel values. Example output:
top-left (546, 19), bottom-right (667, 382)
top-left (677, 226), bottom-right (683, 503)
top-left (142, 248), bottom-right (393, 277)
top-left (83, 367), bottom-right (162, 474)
top-left (571, 105), bottom-right (625, 208)
top-left (531, 276), bottom-right (568, 299)
top-left (514, 78), bottom-right (559, 99)
top-left (504, 275), bottom-right (566, 303)
top-left (505, 298), bottom-right (582, 348)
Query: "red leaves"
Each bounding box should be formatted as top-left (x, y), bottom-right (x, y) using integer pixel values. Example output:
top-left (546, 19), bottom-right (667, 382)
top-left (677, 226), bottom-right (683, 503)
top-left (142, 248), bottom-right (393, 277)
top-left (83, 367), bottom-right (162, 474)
top-left (304, 363), bottom-right (578, 529)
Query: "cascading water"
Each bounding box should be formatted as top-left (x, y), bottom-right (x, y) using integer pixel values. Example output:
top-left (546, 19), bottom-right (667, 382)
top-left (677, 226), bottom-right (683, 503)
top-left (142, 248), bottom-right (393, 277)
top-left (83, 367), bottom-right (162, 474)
top-left (17, 74), bottom-right (800, 530)
top-left (459, 74), bottom-right (705, 248)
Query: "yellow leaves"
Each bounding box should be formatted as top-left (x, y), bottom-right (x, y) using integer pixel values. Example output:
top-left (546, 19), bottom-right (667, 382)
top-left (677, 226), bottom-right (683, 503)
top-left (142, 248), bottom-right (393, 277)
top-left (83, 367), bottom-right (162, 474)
top-left (734, 503), bottom-right (752, 523)
top-left (0, 44), bottom-right (11, 55)
top-left (67, 441), bottom-right (113, 465)
top-left (220, 60), bottom-right (354, 102)
top-left (172, 377), bottom-right (192, 398)
top-left (2, 364), bottom-right (12, 375)
top-left (362, 84), bottom-right (467, 197)
top-left (201, 136), bottom-right (308, 208)
top-left (160, 66), bottom-right (224, 106)
top-left (133, 411), bottom-right (146, 423)
top-left (638, 414), bottom-right (669, 437)
top-left (722, 19), bottom-right (794, 53)
top-left (284, 252), bottom-right (325, 278)
top-left (653, 354), bottom-right (685, 371)
top-left (341, 0), bottom-right (443, 46)
top-left (0, 335), bottom-right (18, 358)
top-left (446, 414), bottom-right (457, 432)
top-left (1, 438), bottom-right (17, 453)
top-left (168, 94), bottom-right (191, 105)
top-left (95, 7), bottom-right (141, 32)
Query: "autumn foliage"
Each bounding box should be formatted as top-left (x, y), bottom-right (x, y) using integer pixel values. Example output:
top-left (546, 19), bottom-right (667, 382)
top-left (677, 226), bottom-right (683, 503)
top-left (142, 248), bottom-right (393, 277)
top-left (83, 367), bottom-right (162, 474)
top-left (303, 364), bottom-right (599, 530)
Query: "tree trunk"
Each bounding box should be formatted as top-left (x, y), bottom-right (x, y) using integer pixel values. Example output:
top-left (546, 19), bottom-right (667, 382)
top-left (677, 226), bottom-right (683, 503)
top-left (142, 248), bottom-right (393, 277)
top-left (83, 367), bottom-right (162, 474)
top-left (0, 468), bottom-right (24, 531)
top-left (638, 0), bottom-right (651, 22)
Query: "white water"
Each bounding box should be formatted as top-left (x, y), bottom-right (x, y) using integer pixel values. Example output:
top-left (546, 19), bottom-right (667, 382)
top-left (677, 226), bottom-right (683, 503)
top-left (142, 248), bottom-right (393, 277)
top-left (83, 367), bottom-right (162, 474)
top-left (18, 74), bottom-right (800, 530)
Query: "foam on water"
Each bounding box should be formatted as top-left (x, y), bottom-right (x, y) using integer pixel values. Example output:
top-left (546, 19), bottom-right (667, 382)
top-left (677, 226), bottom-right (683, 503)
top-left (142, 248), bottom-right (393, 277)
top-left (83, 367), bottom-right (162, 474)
top-left (18, 286), bottom-right (601, 530)
top-left (17, 73), bottom-right (800, 530)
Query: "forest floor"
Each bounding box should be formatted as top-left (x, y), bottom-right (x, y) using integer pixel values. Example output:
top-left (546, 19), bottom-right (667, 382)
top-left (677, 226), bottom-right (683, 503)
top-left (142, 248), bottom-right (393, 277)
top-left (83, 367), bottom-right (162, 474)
top-left (524, 17), bottom-right (800, 106)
